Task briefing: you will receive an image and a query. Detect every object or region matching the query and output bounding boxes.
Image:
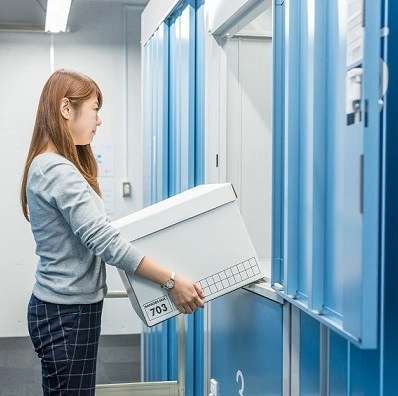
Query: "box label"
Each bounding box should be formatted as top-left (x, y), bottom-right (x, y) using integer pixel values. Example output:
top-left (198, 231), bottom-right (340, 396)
top-left (143, 294), bottom-right (176, 322)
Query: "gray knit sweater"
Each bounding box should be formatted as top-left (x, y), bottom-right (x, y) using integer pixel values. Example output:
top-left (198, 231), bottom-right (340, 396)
top-left (27, 152), bottom-right (144, 304)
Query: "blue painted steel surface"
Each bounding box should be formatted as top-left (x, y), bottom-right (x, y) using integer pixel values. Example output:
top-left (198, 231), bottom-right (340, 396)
top-left (329, 331), bottom-right (348, 395)
top-left (168, 318), bottom-right (178, 379)
top-left (271, 0), bottom-right (285, 285)
top-left (192, 4), bottom-right (205, 394)
top-left (323, 0), bottom-right (346, 338)
top-left (272, 0), bottom-right (398, 393)
top-left (382, 1), bottom-right (398, 393)
top-left (300, 313), bottom-right (320, 396)
top-left (168, 0), bottom-right (196, 196)
top-left (168, 2), bottom-right (205, 395)
top-left (142, 321), bottom-right (171, 382)
top-left (281, 0), bottom-right (300, 299)
top-left (272, 0), bottom-right (382, 349)
top-left (140, 0), bottom-right (398, 394)
top-left (342, 0), bottom-right (381, 347)
top-left (348, 343), bottom-right (380, 395)
top-left (195, 0), bottom-right (205, 187)
top-left (142, 22), bottom-right (169, 206)
top-left (210, 289), bottom-right (283, 395)
top-left (141, 1), bottom-right (206, 393)
top-left (299, 314), bottom-right (382, 395)
top-left (142, 20), bottom-right (172, 383)
top-left (142, 19), bottom-right (173, 383)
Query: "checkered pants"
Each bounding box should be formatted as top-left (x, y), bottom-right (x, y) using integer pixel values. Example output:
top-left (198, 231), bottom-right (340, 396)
top-left (28, 294), bottom-right (103, 395)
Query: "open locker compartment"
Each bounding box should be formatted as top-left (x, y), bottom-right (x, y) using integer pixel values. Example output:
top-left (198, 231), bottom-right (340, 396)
top-left (204, 1), bottom-right (285, 392)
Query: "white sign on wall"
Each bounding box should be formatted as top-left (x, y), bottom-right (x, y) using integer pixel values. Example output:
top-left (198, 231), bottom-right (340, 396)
top-left (92, 141), bottom-right (115, 214)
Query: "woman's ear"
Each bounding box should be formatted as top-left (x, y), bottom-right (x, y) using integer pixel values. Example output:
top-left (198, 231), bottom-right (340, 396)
top-left (60, 98), bottom-right (71, 120)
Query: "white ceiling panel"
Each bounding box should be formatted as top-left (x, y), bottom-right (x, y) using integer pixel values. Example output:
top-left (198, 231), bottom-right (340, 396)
top-left (0, 0), bottom-right (148, 28)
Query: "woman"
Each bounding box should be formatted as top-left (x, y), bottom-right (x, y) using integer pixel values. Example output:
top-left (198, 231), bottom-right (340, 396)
top-left (20, 69), bottom-right (204, 395)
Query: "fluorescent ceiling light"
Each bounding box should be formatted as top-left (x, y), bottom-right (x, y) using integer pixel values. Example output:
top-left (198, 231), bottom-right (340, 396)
top-left (45, 0), bottom-right (72, 33)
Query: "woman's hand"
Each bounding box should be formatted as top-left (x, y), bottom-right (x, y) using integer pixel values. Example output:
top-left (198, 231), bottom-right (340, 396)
top-left (134, 256), bottom-right (205, 314)
top-left (168, 274), bottom-right (205, 314)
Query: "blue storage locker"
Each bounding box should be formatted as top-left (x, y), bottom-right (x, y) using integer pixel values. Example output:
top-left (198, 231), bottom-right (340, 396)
top-left (382, 1), bottom-right (398, 392)
top-left (210, 289), bottom-right (283, 395)
top-left (272, 0), bottom-right (382, 349)
top-left (272, 0), bottom-right (398, 393)
top-left (139, 0), bottom-right (398, 394)
top-left (142, 22), bottom-right (169, 206)
top-left (141, 20), bottom-right (171, 382)
top-left (141, 1), bottom-right (206, 394)
top-left (298, 313), bottom-right (381, 395)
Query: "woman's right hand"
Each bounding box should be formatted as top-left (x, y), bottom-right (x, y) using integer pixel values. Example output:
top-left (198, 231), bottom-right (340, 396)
top-left (134, 256), bottom-right (205, 314)
top-left (168, 274), bottom-right (205, 314)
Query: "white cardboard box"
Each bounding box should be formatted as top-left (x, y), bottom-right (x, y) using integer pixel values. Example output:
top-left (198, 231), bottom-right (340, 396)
top-left (111, 183), bottom-right (265, 327)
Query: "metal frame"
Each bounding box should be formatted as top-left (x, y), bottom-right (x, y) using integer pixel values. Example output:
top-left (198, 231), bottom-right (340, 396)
top-left (96, 292), bottom-right (187, 396)
top-left (96, 381), bottom-right (180, 396)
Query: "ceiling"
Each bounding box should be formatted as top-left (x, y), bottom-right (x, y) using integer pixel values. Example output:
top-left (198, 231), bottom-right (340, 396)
top-left (0, 0), bottom-right (149, 30)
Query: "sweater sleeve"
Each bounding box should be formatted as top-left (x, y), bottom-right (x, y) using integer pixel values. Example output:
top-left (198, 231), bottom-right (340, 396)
top-left (39, 160), bottom-right (144, 273)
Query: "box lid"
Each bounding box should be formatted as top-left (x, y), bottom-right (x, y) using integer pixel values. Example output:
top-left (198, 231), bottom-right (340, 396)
top-left (111, 183), bottom-right (237, 241)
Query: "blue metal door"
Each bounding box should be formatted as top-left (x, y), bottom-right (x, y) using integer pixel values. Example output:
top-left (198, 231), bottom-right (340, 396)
top-left (272, 0), bottom-right (382, 349)
top-left (210, 289), bottom-right (283, 395)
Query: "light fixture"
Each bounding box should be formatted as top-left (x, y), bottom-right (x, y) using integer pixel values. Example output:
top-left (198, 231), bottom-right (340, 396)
top-left (45, 0), bottom-right (72, 33)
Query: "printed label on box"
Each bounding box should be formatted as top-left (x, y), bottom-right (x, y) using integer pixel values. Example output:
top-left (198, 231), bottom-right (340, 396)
top-left (143, 294), bottom-right (177, 322)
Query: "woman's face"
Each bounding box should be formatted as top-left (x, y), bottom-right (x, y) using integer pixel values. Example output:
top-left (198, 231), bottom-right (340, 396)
top-left (68, 95), bottom-right (102, 145)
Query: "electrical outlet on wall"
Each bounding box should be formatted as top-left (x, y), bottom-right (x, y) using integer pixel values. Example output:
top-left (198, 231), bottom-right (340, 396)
top-left (209, 378), bottom-right (218, 396)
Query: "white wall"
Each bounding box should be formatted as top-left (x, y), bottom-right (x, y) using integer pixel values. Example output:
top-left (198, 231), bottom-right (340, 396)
top-left (0, 2), bottom-right (146, 337)
top-left (204, 4), bottom-right (273, 273)
top-left (225, 35), bottom-right (273, 269)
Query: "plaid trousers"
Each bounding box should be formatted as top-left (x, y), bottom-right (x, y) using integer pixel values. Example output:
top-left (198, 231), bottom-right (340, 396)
top-left (28, 294), bottom-right (103, 395)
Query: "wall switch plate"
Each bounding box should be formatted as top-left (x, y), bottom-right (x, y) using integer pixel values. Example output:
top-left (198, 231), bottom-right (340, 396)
top-left (210, 379), bottom-right (218, 396)
top-left (122, 182), bottom-right (132, 197)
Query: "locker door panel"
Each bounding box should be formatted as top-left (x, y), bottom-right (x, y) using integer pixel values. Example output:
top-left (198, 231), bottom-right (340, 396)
top-left (210, 289), bottom-right (283, 396)
top-left (329, 331), bottom-right (348, 395)
top-left (168, 0), bottom-right (196, 196)
top-left (141, 1), bottom-right (206, 393)
top-left (300, 313), bottom-right (320, 396)
top-left (142, 21), bottom-right (172, 382)
top-left (142, 22), bottom-right (169, 206)
top-left (272, 0), bottom-right (382, 348)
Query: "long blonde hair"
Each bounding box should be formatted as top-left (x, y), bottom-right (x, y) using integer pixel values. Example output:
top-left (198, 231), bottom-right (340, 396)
top-left (20, 69), bottom-right (103, 221)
